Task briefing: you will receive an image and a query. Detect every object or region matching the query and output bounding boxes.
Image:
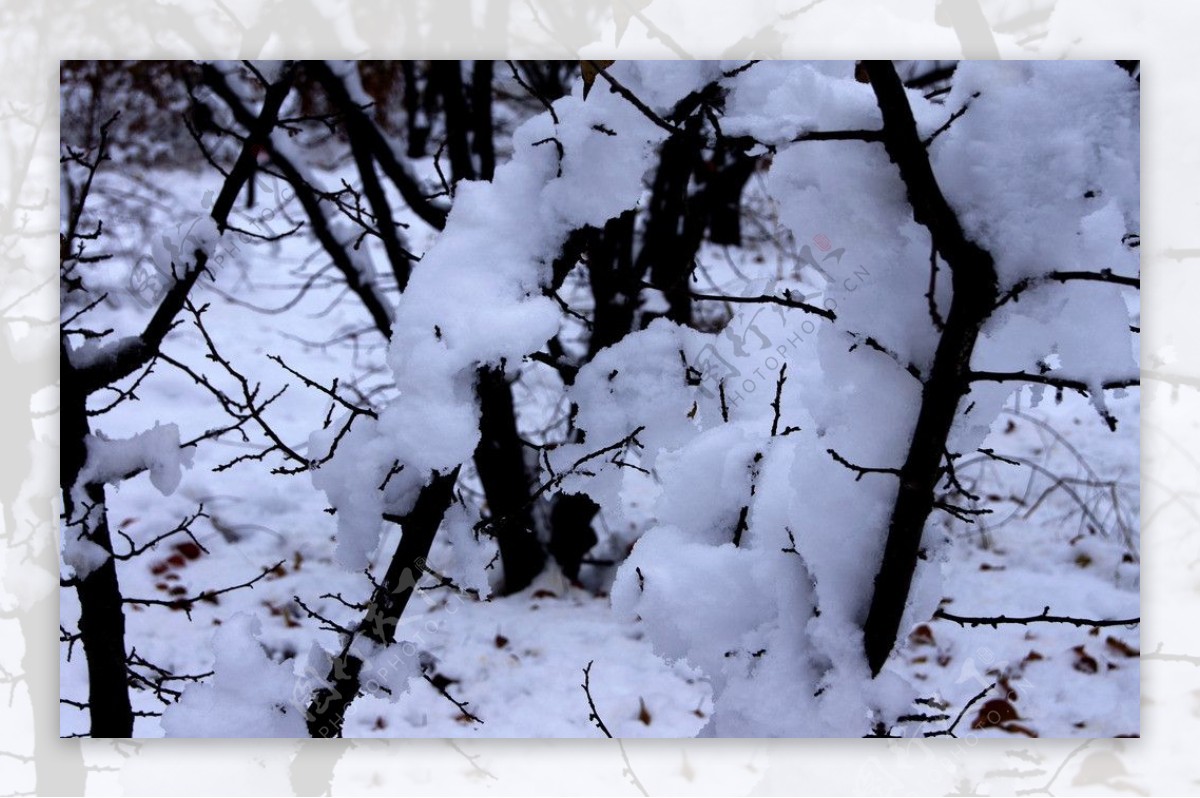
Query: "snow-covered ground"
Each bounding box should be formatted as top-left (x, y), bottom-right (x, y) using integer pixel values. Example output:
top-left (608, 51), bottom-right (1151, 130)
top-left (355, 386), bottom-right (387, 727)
top-left (894, 391), bottom-right (1139, 738)
top-left (61, 65), bottom-right (1139, 739)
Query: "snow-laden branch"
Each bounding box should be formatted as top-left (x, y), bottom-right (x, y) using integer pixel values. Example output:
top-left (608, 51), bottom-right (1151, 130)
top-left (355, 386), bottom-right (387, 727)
top-left (968, 370), bottom-right (1139, 431)
top-left (306, 466), bottom-right (461, 737)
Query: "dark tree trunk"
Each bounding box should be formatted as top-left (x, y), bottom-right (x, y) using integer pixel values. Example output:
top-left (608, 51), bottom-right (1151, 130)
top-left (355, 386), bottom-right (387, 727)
top-left (542, 213), bottom-right (641, 582)
top-left (401, 61), bottom-right (430, 158)
top-left (463, 61), bottom-right (543, 592)
top-left (465, 63), bottom-right (543, 591)
top-left (547, 494), bottom-right (599, 583)
top-left (474, 365), bottom-right (545, 594)
top-left (306, 467), bottom-right (461, 738)
top-left (703, 145), bottom-right (757, 247)
top-left (859, 60), bottom-right (1000, 676)
top-left (637, 116), bottom-right (710, 327)
top-left (430, 60), bottom-right (476, 182)
top-left (61, 347), bottom-right (134, 738)
top-left (587, 210), bottom-right (639, 357)
top-left (70, 486), bottom-right (131, 737)
top-left (469, 60), bottom-right (495, 181)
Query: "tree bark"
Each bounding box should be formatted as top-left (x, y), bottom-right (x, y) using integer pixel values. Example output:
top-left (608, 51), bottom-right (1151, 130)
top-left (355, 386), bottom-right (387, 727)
top-left (703, 145), bottom-right (757, 247)
top-left (641, 145), bottom-right (696, 324)
top-left (637, 115), bottom-right (713, 327)
top-left (61, 344), bottom-right (133, 737)
top-left (474, 366), bottom-right (545, 593)
top-left (469, 60), bottom-right (496, 181)
top-left (431, 60), bottom-right (476, 182)
top-left (306, 467), bottom-right (460, 738)
top-left (587, 211), bottom-right (639, 357)
top-left (401, 61), bottom-right (430, 157)
top-left (858, 60), bottom-right (1000, 676)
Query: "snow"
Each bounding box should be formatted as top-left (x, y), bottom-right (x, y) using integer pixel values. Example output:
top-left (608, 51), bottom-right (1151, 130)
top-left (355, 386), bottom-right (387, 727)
top-left (436, 500), bottom-right (497, 598)
top-left (80, 423), bottom-right (193, 496)
top-left (60, 60), bottom-right (1139, 740)
top-left (308, 417), bottom-right (398, 570)
top-left (60, 523), bottom-right (110, 582)
top-left (311, 61), bottom-right (676, 565)
top-left (935, 61), bottom-right (1140, 287)
top-left (159, 614), bottom-right (309, 737)
top-left (62, 424), bottom-right (194, 580)
top-left (722, 61), bottom-right (882, 145)
top-left (150, 214), bottom-right (223, 281)
top-left (338, 574), bottom-right (711, 738)
top-left (589, 61), bottom-right (722, 115)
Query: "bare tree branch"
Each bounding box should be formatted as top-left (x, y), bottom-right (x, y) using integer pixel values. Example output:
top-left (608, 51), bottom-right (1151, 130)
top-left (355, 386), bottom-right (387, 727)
top-left (581, 660), bottom-right (614, 738)
top-left (934, 607), bottom-right (1140, 629)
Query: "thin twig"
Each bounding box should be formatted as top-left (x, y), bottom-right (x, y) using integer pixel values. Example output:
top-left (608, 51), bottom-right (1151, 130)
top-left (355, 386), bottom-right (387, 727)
top-left (934, 607), bottom-right (1140, 629)
top-left (581, 660), bottom-right (613, 738)
top-left (423, 673), bottom-right (484, 725)
top-left (770, 363), bottom-right (787, 437)
top-left (924, 682), bottom-right (995, 738)
top-left (583, 61), bottom-right (678, 137)
top-left (123, 561), bottom-right (283, 618)
top-left (826, 448), bottom-right (901, 481)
